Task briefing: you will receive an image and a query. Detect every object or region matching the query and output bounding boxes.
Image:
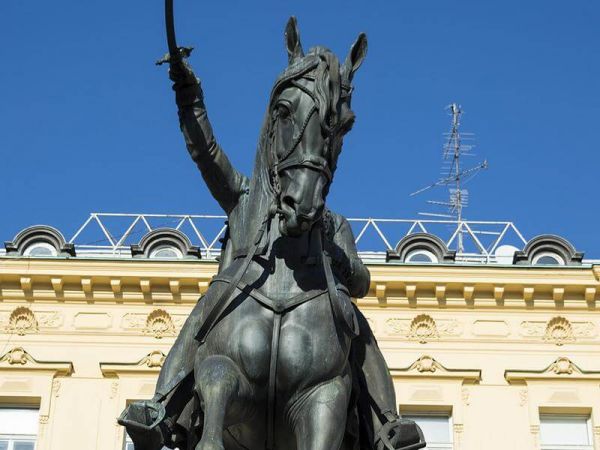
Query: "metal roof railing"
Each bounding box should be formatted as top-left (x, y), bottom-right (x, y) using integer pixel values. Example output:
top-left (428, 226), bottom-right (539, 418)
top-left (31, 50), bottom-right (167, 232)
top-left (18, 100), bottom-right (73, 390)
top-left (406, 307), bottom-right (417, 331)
top-left (66, 213), bottom-right (529, 264)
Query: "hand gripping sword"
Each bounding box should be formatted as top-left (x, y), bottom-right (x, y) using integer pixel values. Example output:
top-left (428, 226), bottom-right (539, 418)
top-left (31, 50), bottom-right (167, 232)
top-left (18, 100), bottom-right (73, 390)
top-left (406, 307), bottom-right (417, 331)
top-left (156, 0), bottom-right (193, 65)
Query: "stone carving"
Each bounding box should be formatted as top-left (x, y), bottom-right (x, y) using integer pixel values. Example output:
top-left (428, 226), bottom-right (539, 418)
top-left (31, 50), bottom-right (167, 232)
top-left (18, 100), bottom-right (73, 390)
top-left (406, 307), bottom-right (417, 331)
top-left (36, 312), bottom-right (62, 328)
top-left (145, 309), bottom-right (176, 339)
top-left (110, 381), bottom-right (119, 399)
top-left (385, 318), bottom-right (411, 335)
top-left (520, 317), bottom-right (595, 344)
top-left (141, 350), bottom-right (166, 368)
top-left (414, 355), bottom-right (437, 373)
top-left (1, 347), bottom-right (31, 365)
top-left (409, 314), bottom-right (439, 343)
top-left (519, 389), bottom-right (528, 406)
top-left (550, 356), bottom-right (575, 375)
top-left (52, 379), bottom-right (61, 397)
top-left (461, 387), bottom-right (471, 406)
top-left (385, 315), bottom-right (461, 343)
top-left (544, 317), bottom-right (574, 345)
top-left (7, 307), bottom-right (38, 335)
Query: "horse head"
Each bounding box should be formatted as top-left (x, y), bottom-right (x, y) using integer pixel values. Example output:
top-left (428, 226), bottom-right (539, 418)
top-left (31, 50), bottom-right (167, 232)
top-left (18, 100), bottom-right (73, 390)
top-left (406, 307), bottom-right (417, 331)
top-left (267, 17), bottom-right (367, 237)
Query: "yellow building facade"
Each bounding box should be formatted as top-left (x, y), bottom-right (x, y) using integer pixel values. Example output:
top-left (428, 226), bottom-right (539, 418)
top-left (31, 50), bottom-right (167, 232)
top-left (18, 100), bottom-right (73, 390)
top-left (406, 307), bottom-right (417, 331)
top-left (1, 218), bottom-right (599, 450)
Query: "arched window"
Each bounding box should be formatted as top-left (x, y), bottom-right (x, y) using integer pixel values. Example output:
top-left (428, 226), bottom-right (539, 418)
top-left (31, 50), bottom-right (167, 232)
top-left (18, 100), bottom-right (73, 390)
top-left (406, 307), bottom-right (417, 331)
top-left (23, 242), bottom-right (58, 257)
top-left (532, 252), bottom-right (565, 266)
top-left (405, 249), bottom-right (438, 264)
top-left (149, 245), bottom-right (183, 259)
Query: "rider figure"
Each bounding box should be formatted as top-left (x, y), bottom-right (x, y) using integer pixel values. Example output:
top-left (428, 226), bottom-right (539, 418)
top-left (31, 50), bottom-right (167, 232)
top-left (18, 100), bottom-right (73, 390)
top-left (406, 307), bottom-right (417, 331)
top-left (120, 53), bottom-right (423, 450)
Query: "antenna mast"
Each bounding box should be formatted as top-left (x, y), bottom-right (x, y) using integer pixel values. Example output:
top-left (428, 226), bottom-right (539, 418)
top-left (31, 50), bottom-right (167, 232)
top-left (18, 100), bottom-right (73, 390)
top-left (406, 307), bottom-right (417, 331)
top-left (411, 103), bottom-right (488, 253)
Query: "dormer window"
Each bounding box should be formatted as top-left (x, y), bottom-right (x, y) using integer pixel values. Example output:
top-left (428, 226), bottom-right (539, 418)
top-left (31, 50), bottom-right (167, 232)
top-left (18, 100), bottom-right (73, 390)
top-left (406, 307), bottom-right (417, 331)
top-left (386, 233), bottom-right (456, 264)
top-left (131, 228), bottom-right (201, 260)
top-left (4, 225), bottom-right (75, 257)
top-left (513, 235), bottom-right (582, 266)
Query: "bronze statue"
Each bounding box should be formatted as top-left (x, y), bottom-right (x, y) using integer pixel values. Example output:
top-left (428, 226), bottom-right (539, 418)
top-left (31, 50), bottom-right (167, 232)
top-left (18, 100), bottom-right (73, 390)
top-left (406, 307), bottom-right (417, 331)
top-left (119, 7), bottom-right (425, 450)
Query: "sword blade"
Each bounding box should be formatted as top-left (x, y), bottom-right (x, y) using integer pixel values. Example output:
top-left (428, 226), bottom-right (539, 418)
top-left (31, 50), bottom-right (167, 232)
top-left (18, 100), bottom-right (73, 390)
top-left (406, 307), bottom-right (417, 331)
top-left (165, 0), bottom-right (179, 58)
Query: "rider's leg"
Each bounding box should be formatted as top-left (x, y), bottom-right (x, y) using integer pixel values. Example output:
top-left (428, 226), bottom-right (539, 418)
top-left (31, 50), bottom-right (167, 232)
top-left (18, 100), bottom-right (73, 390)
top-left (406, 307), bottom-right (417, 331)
top-left (291, 374), bottom-right (352, 450)
top-left (194, 354), bottom-right (253, 450)
top-left (352, 305), bottom-right (425, 450)
top-left (352, 305), bottom-right (398, 426)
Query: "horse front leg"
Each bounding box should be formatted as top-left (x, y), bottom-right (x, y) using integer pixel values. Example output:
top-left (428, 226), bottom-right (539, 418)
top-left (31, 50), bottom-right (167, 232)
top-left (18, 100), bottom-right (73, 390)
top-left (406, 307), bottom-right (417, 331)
top-left (292, 374), bottom-right (352, 450)
top-left (194, 354), bottom-right (253, 450)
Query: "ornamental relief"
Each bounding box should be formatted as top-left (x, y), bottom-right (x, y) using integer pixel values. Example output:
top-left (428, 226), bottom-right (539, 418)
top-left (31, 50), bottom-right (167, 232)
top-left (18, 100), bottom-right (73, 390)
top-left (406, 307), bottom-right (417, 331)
top-left (520, 316), bottom-right (596, 345)
top-left (385, 314), bottom-right (461, 343)
top-left (122, 309), bottom-right (186, 339)
top-left (0, 308), bottom-right (62, 335)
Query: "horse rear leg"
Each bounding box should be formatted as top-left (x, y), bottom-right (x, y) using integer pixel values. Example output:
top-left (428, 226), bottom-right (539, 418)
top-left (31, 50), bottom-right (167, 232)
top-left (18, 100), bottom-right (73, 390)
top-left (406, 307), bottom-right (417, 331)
top-left (194, 354), bottom-right (253, 450)
top-left (292, 375), bottom-right (351, 450)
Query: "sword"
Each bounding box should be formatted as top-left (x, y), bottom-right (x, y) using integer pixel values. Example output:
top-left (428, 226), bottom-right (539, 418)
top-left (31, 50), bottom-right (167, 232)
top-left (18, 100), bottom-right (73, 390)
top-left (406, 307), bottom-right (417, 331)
top-left (156, 0), bottom-right (193, 66)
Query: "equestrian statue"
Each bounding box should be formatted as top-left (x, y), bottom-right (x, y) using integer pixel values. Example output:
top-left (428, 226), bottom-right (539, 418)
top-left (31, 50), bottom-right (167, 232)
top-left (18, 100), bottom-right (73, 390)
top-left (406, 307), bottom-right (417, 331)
top-left (119, 5), bottom-right (426, 450)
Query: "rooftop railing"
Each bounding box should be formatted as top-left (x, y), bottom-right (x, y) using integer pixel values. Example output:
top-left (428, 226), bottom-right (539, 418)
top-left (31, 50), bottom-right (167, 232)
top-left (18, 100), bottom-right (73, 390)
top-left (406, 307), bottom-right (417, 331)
top-left (67, 213), bottom-right (529, 264)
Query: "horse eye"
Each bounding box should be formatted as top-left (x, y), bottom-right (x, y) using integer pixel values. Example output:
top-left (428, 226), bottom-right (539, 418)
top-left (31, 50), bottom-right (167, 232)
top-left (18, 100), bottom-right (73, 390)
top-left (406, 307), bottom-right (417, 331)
top-left (277, 104), bottom-right (291, 120)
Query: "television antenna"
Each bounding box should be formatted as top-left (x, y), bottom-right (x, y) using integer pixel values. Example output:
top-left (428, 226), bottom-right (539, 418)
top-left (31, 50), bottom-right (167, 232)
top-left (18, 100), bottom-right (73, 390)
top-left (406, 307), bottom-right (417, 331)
top-left (411, 103), bottom-right (488, 252)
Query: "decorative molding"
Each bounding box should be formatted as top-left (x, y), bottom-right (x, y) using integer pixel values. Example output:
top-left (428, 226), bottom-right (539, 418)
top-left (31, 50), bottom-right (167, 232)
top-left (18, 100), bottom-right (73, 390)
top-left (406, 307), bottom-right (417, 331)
top-left (519, 389), bottom-right (528, 407)
top-left (390, 355), bottom-right (481, 381)
top-left (544, 317), bottom-right (574, 345)
top-left (7, 306), bottom-right (38, 335)
top-left (520, 317), bottom-right (595, 345)
top-left (461, 387), bottom-right (470, 406)
top-left (110, 380), bottom-right (119, 399)
top-left (52, 379), bottom-right (61, 398)
top-left (100, 350), bottom-right (167, 376)
top-left (409, 314), bottom-right (439, 343)
top-left (385, 315), bottom-right (460, 343)
top-left (505, 357), bottom-right (600, 382)
top-left (145, 309), bottom-right (176, 339)
top-left (0, 347), bottom-right (73, 375)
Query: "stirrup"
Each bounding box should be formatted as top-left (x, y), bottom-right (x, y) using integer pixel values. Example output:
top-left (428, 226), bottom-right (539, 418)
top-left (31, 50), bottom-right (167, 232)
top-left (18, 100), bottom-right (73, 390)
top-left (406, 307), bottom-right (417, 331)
top-left (118, 400), bottom-right (169, 450)
top-left (375, 412), bottom-right (426, 450)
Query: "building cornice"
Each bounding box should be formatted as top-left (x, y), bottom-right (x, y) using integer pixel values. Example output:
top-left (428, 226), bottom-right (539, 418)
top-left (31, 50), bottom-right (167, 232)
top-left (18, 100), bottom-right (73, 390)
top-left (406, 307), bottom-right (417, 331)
top-left (0, 258), bottom-right (598, 309)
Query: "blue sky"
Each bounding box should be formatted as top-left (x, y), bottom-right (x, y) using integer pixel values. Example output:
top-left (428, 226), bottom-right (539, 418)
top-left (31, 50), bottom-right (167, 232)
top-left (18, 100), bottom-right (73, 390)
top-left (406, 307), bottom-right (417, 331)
top-left (1, 1), bottom-right (599, 256)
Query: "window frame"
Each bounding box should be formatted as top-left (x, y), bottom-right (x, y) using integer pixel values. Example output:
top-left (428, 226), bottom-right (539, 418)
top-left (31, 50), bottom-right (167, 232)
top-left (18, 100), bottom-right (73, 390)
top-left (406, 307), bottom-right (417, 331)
top-left (149, 245), bottom-right (184, 259)
top-left (539, 413), bottom-right (594, 450)
top-left (405, 249), bottom-right (439, 264)
top-left (532, 251), bottom-right (565, 266)
top-left (401, 411), bottom-right (453, 450)
top-left (22, 242), bottom-right (58, 257)
top-left (0, 406), bottom-right (39, 450)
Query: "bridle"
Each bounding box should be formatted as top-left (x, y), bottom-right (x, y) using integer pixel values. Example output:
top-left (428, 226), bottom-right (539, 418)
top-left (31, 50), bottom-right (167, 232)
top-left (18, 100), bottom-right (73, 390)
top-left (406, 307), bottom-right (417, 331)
top-left (267, 76), bottom-right (338, 203)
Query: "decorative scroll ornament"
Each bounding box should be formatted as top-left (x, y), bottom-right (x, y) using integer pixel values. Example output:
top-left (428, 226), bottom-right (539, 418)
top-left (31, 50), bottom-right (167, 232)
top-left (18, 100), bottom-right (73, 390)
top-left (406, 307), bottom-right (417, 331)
top-left (141, 350), bottom-right (166, 368)
top-left (1, 347), bottom-right (31, 365)
top-left (544, 317), bottom-right (574, 346)
top-left (409, 314), bottom-right (439, 343)
top-left (413, 355), bottom-right (437, 373)
top-left (145, 309), bottom-right (176, 339)
top-left (8, 307), bottom-right (38, 335)
top-left (550, 356), bottom-right (575, 375)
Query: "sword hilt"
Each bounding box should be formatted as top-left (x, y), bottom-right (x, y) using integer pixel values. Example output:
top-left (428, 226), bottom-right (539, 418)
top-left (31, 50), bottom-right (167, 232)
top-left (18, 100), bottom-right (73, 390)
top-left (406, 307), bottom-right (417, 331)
top-left (156, 46), bottom-right (194, 66)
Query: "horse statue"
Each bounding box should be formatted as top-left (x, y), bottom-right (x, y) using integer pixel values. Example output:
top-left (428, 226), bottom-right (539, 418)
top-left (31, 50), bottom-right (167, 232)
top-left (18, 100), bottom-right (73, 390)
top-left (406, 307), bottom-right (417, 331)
top-left (119, 13), bottom-right (426, 450)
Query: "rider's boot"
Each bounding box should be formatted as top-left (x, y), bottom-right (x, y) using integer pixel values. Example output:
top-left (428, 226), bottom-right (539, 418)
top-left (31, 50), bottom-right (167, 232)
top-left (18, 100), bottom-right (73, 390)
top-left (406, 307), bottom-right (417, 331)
top-left (118, 400), bottom-right (171, 450)
top-left (375, 410), bottom-right (425, 450)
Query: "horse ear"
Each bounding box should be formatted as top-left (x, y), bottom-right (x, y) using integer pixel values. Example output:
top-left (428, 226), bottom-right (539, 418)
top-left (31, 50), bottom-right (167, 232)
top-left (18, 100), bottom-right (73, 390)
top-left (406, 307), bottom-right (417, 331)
top-left (285, 16), bottom-right (304, 64)
top-left (342, 33), bottom-right (368, 82)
